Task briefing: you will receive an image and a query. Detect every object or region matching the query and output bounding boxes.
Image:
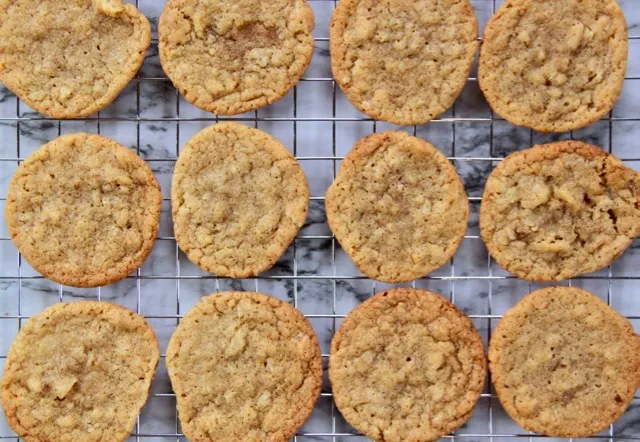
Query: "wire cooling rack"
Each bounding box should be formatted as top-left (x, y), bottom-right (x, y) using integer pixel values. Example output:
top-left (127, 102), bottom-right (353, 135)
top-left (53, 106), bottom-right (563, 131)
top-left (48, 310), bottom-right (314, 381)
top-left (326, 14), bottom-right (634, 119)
top-left (0, 0), bottom-right (639, 441)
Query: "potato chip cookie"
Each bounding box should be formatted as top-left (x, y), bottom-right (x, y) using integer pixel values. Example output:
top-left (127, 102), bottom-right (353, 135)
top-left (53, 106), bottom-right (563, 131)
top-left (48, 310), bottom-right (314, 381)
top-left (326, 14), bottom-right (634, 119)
top-left (159, 0), bottom-right (315, 115)
top-left (490, 286), bottom-right (640, 437)
top-left (167, 291), bottom-right (322, 442)
top-left (330, 0), bottom-right (477, 125)
top-left (326, 131), bottom-right (468, 282)
top-left (1, 302), bottom-right (160, 442)
top-left (480, 141), bottom-right (640, 281)
top-left (5, 133), bottom-right (162, 288)
top-left (479, 0), bottom-right (627, 132)
top-left (0, 0), bottom-right (150, 118)
top-left (330, 288), bottom-right (487, 442)
top-left (172, 122), bottom-right (309, 278)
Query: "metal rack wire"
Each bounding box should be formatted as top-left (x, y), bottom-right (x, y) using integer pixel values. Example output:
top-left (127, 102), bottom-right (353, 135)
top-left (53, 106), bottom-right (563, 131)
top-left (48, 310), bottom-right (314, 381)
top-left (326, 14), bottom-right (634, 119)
top-left (0, 0), bottom-right (639, 441)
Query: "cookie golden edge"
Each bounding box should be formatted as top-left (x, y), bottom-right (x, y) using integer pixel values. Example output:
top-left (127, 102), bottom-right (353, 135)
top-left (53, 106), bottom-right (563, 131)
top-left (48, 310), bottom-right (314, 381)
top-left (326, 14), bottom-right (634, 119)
top-left (171, 122), bottom-right (310, 278)
top-left (0, 1), bottom-right (151, 119)
top-left (0, 301), bottom-right (161, 442)
top-left (488, 286), bottom-right (640, 437)
top-left (158, 0), bottom-right (315, 116)
top-left (4, 133), bottom-right (162, 288)
top-left (479, 140), bottom-right (640, 282)
top-left (329, 287), bottom-right (487, 441)
top-left (478, 0), bottom-right (628, 133)
top-left (325, 131), bottom-right (469, 283)
top-left (166, 291), bottom-right (323, 442)
top-left (329, 0), bottom-right (478, 126)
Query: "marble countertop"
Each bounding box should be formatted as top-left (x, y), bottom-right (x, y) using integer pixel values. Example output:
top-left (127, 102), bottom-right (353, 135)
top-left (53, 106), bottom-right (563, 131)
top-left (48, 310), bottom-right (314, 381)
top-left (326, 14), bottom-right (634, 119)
top-left (1, 0), bottom-right (639, 441)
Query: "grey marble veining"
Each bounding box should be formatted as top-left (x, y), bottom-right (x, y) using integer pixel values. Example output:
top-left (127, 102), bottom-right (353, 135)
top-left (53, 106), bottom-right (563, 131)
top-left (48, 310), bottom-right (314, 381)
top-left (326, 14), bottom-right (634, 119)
top-left (1, 0), bottom-right (640, 441)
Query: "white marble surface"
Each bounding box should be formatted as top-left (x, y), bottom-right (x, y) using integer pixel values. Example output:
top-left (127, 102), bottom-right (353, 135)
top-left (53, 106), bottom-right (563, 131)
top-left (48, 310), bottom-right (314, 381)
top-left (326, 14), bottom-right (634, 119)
top-left (1, 0), bottom-right (640, 441)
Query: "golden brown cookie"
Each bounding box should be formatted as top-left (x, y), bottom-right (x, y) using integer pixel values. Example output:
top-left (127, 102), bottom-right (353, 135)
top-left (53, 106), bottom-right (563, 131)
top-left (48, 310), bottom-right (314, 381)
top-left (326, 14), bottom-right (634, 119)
top-left (158, 0), bottom-right (315, 115)
top-left (489, 286), bottom-right (640, 437)
top-left (172, 122), bottom-right (309, 278)
top-left (0, 0), bottom-right (150, 119)
top-left (326, 131), bottom-right (468, 283)
top-left (330, 0), bottom-right (477, 125)
top-left (478, 0), bottom-right (627, 132)
top-left (480, 141), bottom-right (640, 282)
top-left (330, 288), bottom-right (487, 442)
top-left (5, 133), bottom-right (162, 288)
top-left (1, 302), bottom-right (160, 442)
top-left (167, 291), bottom-right (322, 442)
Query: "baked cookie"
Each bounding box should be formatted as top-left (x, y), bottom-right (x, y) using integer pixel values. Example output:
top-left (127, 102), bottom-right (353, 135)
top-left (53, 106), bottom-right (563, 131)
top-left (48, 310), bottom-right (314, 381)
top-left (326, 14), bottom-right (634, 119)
top-left (1, 302), bottom-right (160, 442)
top-left (330, 288), bottom-right (486, 442)
top-left (330, 0), bottom-right (477, 125)
top-left (480, 141), bottom-right (640, 282)
top-left (489, 286), bottom-right (640, 437)
top-left (159, 0), bottom-right (314, 115)
top-left (326, 131), bottom-right (468, 282)
top-left (478, 0), bottom-right (627, 132)
top-left (5, 133), bottom-right (162, 288)
top-left (0, 0), bottom-right (150, 119)
top-left (167, 291), bottom-right (322, 442)
top-left (172, 122), bottom-right (308, 278)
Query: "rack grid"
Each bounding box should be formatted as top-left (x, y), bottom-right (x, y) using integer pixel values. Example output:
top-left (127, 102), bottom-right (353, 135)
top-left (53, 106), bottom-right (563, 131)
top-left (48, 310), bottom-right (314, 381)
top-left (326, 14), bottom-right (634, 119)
top-left (0, 0), bottom-right (639, 441)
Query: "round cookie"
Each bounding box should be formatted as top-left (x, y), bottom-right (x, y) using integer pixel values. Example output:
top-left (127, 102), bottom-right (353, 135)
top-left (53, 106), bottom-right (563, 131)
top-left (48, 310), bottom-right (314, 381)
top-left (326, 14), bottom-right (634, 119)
top-left (159, 0), bottom-right (315, 115)
top-left (330, 0), bottom-right (477, 125)
top-left (172, 122), bottom-right (309, 278)
top-left (330, 288), bottom-right (487, 442)
top-left (480, 141), bottom-right (640, 282)
top-left (5, 133), bottom-right (162, 288)
top-left (166, 291), bottom-right (322, 442)
top-left (478, 0), bottom-right (627, 132)
top-left (0, 0), bottom-right (150, 119)
top-left (1, 302), bottom-right (160, 442)
top-left (326, 131), bottom-right (468, 283)
top-left (489, 286), bottom-right (640, 437)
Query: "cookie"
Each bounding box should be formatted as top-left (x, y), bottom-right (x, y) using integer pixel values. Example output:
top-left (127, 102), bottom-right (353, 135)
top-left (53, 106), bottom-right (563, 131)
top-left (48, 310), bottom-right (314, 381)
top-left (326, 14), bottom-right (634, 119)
top-left (172, 122), bottom-right (309, 278)
top-left (330, 288), bottom-right (486, 442)
top-left (0, 0), bottom-right (150, 119)
top-left (5, 133), bottom-right (162, 288)
top-left (489, 286), bottom-right (640, 437)
top-left (330, 0), bottom-right (477, 125)
top-left (478, 0), bottom-right (627, 132)
top-left (1, 302), bottom-right (160, 442)
top-left (159, 0), bottom-right (314, 115)
top-left (167, 291), bottom-right (322, 442)
top-left (326, 131), bottom-right (468, 283)
top-left (480, 141), bottom-right (640, 282)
